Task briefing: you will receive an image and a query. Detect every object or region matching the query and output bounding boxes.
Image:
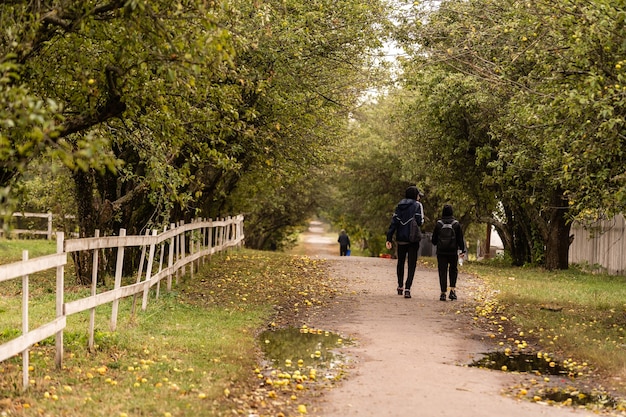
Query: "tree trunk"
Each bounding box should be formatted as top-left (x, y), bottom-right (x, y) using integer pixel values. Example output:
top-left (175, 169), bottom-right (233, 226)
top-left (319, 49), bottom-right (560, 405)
top-left (544, 194), bottom-right (571, 270)
top-left (500, 204), bottom-right (533, 266)
top-left (72, 170), bottom-right (99, 285)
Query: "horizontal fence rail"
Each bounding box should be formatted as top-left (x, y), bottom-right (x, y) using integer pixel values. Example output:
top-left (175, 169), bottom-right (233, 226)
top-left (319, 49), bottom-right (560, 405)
top-left (0, 215), bottom-right (244, 390)
top-left (0, 212), bottom-right (76, 240)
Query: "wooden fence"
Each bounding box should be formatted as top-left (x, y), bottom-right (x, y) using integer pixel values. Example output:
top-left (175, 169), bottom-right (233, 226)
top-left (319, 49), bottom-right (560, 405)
top-left (0, 212), bottom-right (76, 240)
top-left (569, 214), bottom-right (626, 275)
top-left (0, 215), bottom-right (244, 389)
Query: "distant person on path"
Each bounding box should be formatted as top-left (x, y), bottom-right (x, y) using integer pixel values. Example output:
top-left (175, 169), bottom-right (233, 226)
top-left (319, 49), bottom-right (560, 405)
top-left (338, 229), bottom-right (351, 256)
top-left (431, 204), bottom-right (466, 301)
top-left (385, 185), bottom-right (424, 299)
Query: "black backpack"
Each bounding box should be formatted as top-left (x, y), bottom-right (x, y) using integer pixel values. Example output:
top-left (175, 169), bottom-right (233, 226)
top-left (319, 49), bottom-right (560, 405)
top-left (409, 216), bottom-right (421, 243)
top-left (405, 202), bottom-right (422, 243)
top-left (437, 220), bottom-right (458, 251)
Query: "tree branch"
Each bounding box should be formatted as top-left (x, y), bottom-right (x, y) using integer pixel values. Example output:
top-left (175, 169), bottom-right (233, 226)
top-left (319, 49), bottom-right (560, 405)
top-left (60, 65), bottom-right (127, 137)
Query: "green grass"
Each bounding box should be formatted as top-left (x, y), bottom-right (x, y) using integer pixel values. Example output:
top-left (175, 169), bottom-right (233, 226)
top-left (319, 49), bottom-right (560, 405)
top-left (0, 248), bottom-right (341, 416)
top-left (465, 261), bottom-right (626, 397)
top-left (2, 296), bottom-right (266, 416)
top-left (0, 238), bottom-right (57, 263)
top-left (4, 238), bottom-right (626, 414)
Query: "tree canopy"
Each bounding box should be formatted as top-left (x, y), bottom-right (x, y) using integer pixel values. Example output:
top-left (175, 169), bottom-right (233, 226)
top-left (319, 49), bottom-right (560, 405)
top-left (322, 0), bottom-right (626, 269)
top-left (5, 0), bottom-right (626, 272)
top-left (390, 0), bottom-right (626, 268)
top-left (1, 0), bottom-right (390, 254)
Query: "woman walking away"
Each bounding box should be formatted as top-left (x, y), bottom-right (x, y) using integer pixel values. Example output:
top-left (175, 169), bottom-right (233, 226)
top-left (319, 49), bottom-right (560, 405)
top-left (431, 204), bottom-right (466, 301)
top-left (385, 185), bottom-right (424, 299)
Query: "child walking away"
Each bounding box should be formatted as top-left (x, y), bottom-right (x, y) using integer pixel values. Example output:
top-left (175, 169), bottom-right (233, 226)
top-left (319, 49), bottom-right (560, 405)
top-left (431, 205), bottom-right (466, 301)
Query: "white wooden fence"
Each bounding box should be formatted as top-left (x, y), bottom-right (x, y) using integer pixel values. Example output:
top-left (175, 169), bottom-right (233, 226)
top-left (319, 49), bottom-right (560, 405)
top-left (0, 212), bottom-right (76, 240)
top-left (0, 215), bottom-right (244, 389)
top-left (569, 214), bottom-right (626, 275)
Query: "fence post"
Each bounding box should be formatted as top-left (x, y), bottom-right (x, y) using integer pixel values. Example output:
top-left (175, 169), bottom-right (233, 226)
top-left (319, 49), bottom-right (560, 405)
top-left (22, 250), bottom-right (29, 389)
top-left (194, 218), bottom-right (200, 272)
top-left (156, 225), bottom-right (167, 300)
top-left (189, 219), bottom-right (195, 279)
top-left (47, 212), bottom-right (53, 240)
top-left (239, 215), bottom-right (245, 247)
top-left (221, 218), bottom-right (225, 248)
top-left (131, 230), bottom-right (150, 316)
top-left (168, 223), bottom-right (175, 291)
top-left (88, 230), bottom-right (100, 352)
top-left (180, 220), bottom-right (186, 278)
top-left (216, 219), bottom-right (222, 251)
top-left (137, 229), bottom-right (150, 282)
top-left (228, 216), bottom-right (234, 252)
top-left (111, 229), bottom-right (126, 332)
top-left (176, 221), bottom-right (183, 284)
top-left (222, 218), bottom-right (227, 248)
top-left (55, 232), bottom-right (64, 369)
top-left (207, 218), bottom-right (213, 260)
top-left (201, 219), bottom-right (207, 266)
top-left (141, 230), bottom-right (157, 311)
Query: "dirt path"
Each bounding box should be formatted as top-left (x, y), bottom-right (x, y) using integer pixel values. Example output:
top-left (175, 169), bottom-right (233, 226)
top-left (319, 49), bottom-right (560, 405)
top-left (297, 221), bottom-right (598, 417)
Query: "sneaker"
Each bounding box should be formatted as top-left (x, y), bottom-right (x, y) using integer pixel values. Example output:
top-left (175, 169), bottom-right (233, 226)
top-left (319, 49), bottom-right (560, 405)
top-left (397, 287), bottom-right (404, 295)
top-left (404, 289), bottom-right (411, 299)
top-left (439, 293), bottom-right (446, 301)
top-left (449, 290), bottom-right (457, 301)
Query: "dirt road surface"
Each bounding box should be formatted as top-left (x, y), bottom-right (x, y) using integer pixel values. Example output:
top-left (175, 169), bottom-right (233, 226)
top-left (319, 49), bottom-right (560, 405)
top-left (298, 221), bottom-right (598, 417)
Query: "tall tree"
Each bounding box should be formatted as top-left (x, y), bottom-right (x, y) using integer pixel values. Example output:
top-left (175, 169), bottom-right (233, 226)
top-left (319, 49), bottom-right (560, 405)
top-left (394, 0), bottom-right (626, 269)
top-left (214, 0), bottom-right (391, 247)
top-left (2, 0), bottom-right (392, 280)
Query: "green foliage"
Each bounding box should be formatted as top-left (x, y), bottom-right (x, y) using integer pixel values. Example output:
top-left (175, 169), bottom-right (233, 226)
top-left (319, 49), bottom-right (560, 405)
top-left (398, 68), bottom-right (502, 223)
top-left (1, 0), bottom-right (392, 256)
top-left (384, 0), bottom-right (626, 269)
top-left (12, 157), bottom-right (76, 218)
top-left (214, 0), bottom-right (392, 248)
top-left (0, 59), bottom-right (62, 192)
top-left (320, 96), bottom-right (412, 256)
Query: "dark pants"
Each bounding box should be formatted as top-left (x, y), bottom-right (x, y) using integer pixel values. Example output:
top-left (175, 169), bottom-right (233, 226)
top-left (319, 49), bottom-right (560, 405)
top-left (340, 245), bottom-right (349, 256)
top-left (396, 242), bottom-right (419, 290)
top-left (437, 253), bottom-right (458, 292)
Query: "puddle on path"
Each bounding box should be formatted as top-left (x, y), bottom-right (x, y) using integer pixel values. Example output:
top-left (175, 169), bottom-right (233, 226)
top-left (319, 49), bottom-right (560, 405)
top-left (471, 350), bottom-right (622, 410)
top-left (470, 351), bottom-right (570, 375)
top-left (258, 326), bottom-right (350, 379)
top-left (540, 386), bottom-right (618, 407)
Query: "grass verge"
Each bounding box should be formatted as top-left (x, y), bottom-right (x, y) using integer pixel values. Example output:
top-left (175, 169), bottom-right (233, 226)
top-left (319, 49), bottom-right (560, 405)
top-left (0, 247), bottom-right (342, 417)
top-left (462, 260), bottom-right (626, 411)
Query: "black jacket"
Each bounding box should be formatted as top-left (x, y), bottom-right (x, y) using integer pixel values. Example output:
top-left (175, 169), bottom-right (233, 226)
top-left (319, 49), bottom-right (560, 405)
top-left (431, 216), bottom-right (466, 255)
top-left (386, 199), bottom-right (424, 244)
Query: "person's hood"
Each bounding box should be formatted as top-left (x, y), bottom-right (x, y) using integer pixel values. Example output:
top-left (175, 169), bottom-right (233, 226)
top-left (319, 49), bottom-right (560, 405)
top-left (396, 199), bottom-right (416, 213)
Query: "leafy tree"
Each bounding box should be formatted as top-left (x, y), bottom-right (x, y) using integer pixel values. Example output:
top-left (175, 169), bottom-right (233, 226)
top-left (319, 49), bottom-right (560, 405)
top-left (0, 60), bottom-right (62, 199)
top-left (1, 0), bottom-right (392, 280)
top-left (210, 0), bottom-right (392, 248)
top-left (321, 93), bottom-right (423, 256)
top-left (393, 0), bottom-right (626, 269)
top-left (2, 1), bottom-right (234, 228)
